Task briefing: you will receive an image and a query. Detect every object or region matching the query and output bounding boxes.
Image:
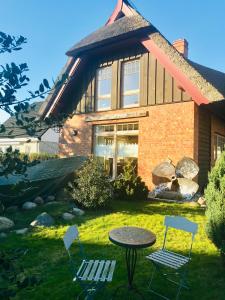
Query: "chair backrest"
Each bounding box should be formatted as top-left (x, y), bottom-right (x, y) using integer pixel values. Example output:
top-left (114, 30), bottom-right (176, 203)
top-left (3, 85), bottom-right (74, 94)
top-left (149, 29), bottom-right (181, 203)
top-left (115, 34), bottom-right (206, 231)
top-left (63, 225), bottom-right (79, 251)
top-left (163, 216), bottom-right (198, 257)
top-left (164, 216), bottom-right (198, 236)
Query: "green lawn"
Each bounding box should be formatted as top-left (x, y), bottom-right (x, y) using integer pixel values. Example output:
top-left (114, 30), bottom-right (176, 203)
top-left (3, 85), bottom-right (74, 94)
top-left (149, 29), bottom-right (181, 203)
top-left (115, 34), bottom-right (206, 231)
top-left (2, 200), bottom-right (225, 300)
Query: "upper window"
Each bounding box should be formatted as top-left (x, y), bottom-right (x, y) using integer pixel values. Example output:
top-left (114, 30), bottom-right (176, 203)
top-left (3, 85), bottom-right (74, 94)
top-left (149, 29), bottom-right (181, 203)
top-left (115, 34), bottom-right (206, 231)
top-left (214, 134), bottom-right (225, 162)
top-left (121, 60), bottom-right (140, 108)
top-left (96, 66), bottom-right (112, 111)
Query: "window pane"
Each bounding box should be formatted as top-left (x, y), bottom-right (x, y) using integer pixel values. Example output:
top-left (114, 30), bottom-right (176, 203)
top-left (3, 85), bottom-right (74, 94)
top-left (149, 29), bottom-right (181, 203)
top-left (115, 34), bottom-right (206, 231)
top-left (214, 134), bottom-right (225, 162)
top-left (94, 124), bottom-right (139, 178)
top-left (98, 79), bottom-right (111, 95)
top-left (117, 135), bottom-right (138, 158)
top-left (94, 136), bottom-right (114, 158)
top-left (123, 73), bottom-right (139, 91)
top-left (97, 98), bottom-right (111, 111)
top-left (121, 60), bottom-right (140, 107)
top-left (96, 66), bottom-right (112, 111)
top-left (123, 94), bottom-right (139, 107)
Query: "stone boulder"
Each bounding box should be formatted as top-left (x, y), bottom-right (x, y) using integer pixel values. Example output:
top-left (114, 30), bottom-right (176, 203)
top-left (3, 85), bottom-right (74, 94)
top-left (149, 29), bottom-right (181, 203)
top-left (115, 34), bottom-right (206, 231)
top-left (0, 217), bottom-right (15, 232)
top-left (15, 228), bottom-right (29, 235)
top-left (62, 213), bottom-right (75, 221)
top-left (45, 195), bottom-right (55, 203)
top-left (30, 212), bottom-right (55, 227)
top-left (71, 207), bottom-right (85, 216)
top-left (22, 202), bottom-right (37, 210)
top-left (34, 197), bottom-right (44, 205)
top-left (198, 197), bottom-right (207, 207)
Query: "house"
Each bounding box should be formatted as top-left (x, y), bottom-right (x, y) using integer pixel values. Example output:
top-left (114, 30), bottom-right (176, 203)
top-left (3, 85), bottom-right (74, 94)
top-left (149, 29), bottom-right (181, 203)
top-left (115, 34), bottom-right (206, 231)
top-left (0, 102), bottom-right (59, 155)
top-left (39, 0), bottom-right (225, 190)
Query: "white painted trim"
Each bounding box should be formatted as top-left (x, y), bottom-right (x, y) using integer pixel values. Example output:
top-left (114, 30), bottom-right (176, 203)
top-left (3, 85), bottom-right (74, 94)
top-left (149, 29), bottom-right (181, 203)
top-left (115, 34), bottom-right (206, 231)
top-left (45, 57), bottom-right (82, 118)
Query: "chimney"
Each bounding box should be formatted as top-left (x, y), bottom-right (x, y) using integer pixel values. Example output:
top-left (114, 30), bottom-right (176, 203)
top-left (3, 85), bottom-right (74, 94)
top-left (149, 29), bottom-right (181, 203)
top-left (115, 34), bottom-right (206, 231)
top-left (172, 39), bottom-right (189, 58)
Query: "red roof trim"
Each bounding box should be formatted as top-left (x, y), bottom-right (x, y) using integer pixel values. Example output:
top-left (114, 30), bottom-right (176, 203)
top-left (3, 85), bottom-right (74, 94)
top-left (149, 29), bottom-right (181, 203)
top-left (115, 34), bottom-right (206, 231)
top-left (141, 38), bottom-right (209, 105)
top-left (106, 0), bottom-right (135, 25)
top-left (106, 0), bottom-right (123, 25)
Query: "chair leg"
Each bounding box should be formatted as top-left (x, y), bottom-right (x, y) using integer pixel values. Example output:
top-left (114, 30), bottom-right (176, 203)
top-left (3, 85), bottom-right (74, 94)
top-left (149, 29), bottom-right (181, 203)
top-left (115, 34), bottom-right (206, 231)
top-left (148, 263), bottom-right (157, 289)
top-left (147, 264), bottom-right (170, 300)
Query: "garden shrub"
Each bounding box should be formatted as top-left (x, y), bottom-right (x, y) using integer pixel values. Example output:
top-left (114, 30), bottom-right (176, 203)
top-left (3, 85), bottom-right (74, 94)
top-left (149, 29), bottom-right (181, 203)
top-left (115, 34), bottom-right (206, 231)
top-left (205, 152), bottom-right (225, 261)
top-left (113, 160), bottom-right (149, 201)
top-left (21, 152), bottom-right (58, 161)
top-left (67, 157), bottom-right (112, 209)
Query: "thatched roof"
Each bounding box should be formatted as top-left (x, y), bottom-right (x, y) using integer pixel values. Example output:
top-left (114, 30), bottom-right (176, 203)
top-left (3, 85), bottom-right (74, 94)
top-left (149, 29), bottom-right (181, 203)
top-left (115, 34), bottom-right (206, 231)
top-left (149, 32), bottom-right (225, 102)
top-left (39, 2), bottom-right (225, 117)
top-left (189, 60), bottom-right (225, 98)
top-left (66, 15), bottom-right (156, 56)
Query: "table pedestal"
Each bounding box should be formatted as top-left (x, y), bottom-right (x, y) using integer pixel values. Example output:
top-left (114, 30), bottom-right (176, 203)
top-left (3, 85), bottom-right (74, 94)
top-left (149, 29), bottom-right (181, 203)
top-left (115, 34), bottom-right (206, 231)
top-left (113, 248), bottom-right (144, 299)
top-left (126, 248), bottom-right (137, 289)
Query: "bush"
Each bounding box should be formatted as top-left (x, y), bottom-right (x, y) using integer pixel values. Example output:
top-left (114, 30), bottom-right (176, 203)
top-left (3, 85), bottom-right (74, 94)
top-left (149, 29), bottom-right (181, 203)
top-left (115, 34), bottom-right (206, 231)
top-left (113, 160), bottom-right (149, 201)
top-left (20, 152), bottom-right (58, 161)
top-left (67, 157), bottom-right (112, 209)
top-left (205, 152), bottom-right (225, 260)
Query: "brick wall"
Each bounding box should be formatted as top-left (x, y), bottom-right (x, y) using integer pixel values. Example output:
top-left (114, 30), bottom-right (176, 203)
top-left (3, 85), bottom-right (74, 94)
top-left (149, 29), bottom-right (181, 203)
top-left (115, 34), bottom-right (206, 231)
top-left (60, 101), bottom-right (196, 189)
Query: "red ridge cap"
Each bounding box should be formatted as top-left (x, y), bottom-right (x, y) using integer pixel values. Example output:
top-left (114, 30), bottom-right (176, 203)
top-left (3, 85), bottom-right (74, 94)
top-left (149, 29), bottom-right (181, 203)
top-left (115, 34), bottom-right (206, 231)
top-left (106, 0), bottom-right (123, 25)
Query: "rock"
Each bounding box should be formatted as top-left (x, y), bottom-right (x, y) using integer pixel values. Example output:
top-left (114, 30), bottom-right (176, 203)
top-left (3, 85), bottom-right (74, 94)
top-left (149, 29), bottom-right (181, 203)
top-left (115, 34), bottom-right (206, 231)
top-left (0, 232), bottom-right (7, 238)
top-left (62, 213), bottom-right (75, 221)
top-left (71, 207), bottom-right (85, 216)
top-left (22, 202), bottom-right (37, 210)
top-left (0, 217), bottom-right (15, 232)
top-left (34, 196), bottom-right (44, 205)
top-left (198, 197), bottom-right (207, 207)
top-left (6, 206), bottom-right (18, 213)
top-left (15, 228), bottom-right (29, 235)
top-left (45, 195), bottom-right (55, 203)
top-left (30, 212), bottom-right (55, 227)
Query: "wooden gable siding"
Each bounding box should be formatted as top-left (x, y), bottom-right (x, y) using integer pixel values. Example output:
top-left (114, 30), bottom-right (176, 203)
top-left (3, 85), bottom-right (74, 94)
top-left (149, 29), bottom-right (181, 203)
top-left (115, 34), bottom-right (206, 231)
top-left (198, 106), bottom-right (211, 189)
top-left (74, 49), bottom-right (192, 114)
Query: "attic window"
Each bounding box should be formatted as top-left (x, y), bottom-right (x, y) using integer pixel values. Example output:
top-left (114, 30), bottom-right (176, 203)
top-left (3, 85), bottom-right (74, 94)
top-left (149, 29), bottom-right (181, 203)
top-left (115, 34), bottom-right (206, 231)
top-left (96, 66), bottom-right (112, 111)
top-left (121, 59), bottom-right (140, 108)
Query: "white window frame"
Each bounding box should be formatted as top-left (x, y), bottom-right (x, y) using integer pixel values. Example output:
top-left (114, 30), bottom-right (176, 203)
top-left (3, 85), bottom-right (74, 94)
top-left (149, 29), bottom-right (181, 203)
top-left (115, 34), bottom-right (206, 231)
top-left (214, 133), bottom-right (225, 162)
top-left (96, 66), bottom-right (112, 112)
top-left (94, 123), bottom-right (139, 178)
top-left (121, 59), bottom-right (140, 108)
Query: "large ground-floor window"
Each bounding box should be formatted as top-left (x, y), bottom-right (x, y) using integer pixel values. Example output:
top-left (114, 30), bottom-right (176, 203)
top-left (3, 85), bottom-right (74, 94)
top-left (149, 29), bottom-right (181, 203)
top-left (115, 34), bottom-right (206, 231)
top-left (94, 123), bottom-right (139, 178)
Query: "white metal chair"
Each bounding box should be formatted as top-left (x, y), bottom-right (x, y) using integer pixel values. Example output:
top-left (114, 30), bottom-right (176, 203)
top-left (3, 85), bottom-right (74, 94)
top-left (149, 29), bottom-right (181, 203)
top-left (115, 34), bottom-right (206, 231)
top-left (63, 225), bottom-right (116, 299)
top-left (146, 216), bottom-right (198, 300)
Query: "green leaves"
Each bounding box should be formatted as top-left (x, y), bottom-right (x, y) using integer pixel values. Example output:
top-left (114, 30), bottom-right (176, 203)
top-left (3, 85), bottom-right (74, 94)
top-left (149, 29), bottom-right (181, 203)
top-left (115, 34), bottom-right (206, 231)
top-left (0, 146), bottom-right (37, 177)
top-left (0, 32), bottom-right (27, 54)
top-left (43, 78), bottom-right (50, 89)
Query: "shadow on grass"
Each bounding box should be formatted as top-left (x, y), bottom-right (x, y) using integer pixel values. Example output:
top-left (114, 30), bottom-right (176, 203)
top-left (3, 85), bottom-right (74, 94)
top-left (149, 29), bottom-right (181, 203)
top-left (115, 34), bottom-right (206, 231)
top-left (2, 232), bottom-right (225, 300)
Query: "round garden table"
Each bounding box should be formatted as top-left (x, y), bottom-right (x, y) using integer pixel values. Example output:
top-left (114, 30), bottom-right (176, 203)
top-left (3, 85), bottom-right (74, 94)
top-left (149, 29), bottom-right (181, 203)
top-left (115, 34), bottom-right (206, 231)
top-left (109, 226), bottom-right (156, 298)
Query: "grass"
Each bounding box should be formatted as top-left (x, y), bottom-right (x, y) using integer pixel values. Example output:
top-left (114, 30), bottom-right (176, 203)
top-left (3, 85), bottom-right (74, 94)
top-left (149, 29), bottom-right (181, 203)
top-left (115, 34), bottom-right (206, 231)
top-left (1, 200), bottom-right (225, 300)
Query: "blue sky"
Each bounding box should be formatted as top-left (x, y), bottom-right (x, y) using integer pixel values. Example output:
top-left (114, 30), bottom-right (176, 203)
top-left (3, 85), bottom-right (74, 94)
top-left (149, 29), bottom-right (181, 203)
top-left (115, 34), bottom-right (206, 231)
top-left (1, 0), bottom-right (225, 122)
